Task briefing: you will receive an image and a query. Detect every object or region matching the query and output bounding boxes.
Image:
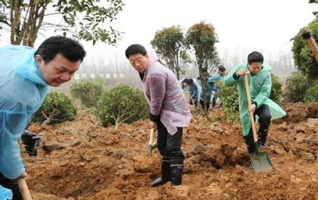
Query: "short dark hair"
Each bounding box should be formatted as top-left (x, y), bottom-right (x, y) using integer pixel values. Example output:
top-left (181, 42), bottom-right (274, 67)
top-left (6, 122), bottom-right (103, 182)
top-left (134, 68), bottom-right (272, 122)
top-left (125, 44), bottom-right (147, 59)
top-left (247, 51), bottom-right (264, 64)
top-left (183, 78), bottom-right (193, 84)
top-left (34, 36), bottom-right (86, 64)
top-left (218, 65), bottom-right (226, 72)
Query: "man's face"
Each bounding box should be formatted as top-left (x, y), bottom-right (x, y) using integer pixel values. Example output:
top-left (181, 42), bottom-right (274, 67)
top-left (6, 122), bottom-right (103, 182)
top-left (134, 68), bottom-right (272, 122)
top-left (36, 53), bottom-right (81, 87)
top-left (220, 71), bottom-right (226, 77)
top-left (128, 53), bottom-right (149, 73)
top-left (248, 62), bottom-right (262, 75)
top-left (183, 82), bottom-right (189, 87)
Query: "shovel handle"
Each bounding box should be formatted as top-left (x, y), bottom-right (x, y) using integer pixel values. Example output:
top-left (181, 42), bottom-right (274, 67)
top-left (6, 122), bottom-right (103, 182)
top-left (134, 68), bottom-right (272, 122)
top-left (18, 178), bottom-right (32, 200)
top-left (303, 30), bottom-right (318, 64)
top-left (244, 73), bottom-right (258, 143)
top-left (149, 128), bottom-right (154, 146)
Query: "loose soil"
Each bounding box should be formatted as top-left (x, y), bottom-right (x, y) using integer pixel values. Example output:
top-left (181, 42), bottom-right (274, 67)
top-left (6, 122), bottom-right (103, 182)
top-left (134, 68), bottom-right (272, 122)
top-left (22, 102), bottom-right (318, 200)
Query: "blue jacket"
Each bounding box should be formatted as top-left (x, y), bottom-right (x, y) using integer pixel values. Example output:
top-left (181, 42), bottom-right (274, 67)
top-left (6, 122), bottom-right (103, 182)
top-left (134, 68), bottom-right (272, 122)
top-left (188, 79), bottom-right (202, 102)
top-left (207, 73), bottom-right (224, 92)
top-left (0, 45), bottom-right (49, 179)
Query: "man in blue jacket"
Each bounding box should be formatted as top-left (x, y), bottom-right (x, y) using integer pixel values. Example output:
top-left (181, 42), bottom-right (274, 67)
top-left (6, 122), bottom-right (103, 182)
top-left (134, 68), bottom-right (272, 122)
top-left (181, 78), bottom-right (202, 107)
top-left (207, 65), bottom-right (227, 108)
top-left (0, 36), bottom-right (86, 199)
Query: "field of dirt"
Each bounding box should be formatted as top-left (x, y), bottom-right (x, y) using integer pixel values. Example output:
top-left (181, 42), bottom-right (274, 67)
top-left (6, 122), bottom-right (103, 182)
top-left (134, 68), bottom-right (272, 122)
top-left (22, 102), bottom-right (318, 200)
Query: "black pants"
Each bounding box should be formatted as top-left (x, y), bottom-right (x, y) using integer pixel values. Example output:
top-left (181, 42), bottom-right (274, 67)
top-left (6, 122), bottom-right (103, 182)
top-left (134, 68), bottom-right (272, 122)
top-left (157, 121), bottom-right (184, 165)
top-left (200, 100), bottom-right (210, 111)
top-left (244, 104), bottom-right (271, 153)
top-left (0, 173), bottom-right (22, 200)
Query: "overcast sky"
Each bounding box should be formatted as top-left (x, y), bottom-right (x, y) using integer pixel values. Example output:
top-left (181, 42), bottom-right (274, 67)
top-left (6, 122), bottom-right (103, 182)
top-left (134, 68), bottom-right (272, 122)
top-left (84, 0), bottom-right (317, 65)
top-left (1, 0), bottom-right (317, 66)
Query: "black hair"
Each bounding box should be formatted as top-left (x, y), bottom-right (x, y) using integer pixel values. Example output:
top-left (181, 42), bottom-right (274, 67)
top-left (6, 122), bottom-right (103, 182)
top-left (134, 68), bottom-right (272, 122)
top-left (34, 36), bottom-right (86, 64)
top-left (247, 51), bottom-right (264, 64)
top-left (125, 44), bottom-right (147, 59)
top-left (183, 78), bottom-right (193, 84)
top-left (218, 65), bottom-right (226, 72)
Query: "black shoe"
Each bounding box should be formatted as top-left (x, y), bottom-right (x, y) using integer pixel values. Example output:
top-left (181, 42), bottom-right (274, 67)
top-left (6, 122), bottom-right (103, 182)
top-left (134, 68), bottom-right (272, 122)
top-left (151, 159), bottom-right (170, 187)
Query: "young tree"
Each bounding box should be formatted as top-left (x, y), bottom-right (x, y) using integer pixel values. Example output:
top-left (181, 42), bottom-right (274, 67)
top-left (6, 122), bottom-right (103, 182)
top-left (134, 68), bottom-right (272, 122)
top-left (33, 92), bottom-right (77, 126)
top-left (185, 21), bottom-right (219, 112)
top-left (70, 79), bottom-right (105, 108)
top-left (0, 0), bottom-right (124, 46)
top-left (96, 85), bottom-right (148, 130)
top-left (151, 25), bottom-right (190, 79)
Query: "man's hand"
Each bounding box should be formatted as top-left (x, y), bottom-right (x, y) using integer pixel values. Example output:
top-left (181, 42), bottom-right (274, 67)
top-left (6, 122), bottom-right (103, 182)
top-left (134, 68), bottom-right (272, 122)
top-left (13, 171), bottom-right (28, 182)
top-left (249, 103), bottom-right (256, 113)
top-left (21, 130), bottom-right (41, 157)
top-left (150, 121), bottom-right (158, 131)
top-left (236, 69), bottom-right (247, 77)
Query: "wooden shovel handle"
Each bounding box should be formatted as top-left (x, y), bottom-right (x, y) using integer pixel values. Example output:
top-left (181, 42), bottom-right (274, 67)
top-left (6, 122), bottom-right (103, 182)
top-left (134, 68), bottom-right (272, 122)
top-left (18, 178), bottom-right (32, 200)
top-left (302, 29), bottom-right (318, 64)
top-left (243, 73), bottom-right (258, 143)
top-left (149, 128), bottom-right (154, 146)
top-left (307, 36), bottom-right (318, 64)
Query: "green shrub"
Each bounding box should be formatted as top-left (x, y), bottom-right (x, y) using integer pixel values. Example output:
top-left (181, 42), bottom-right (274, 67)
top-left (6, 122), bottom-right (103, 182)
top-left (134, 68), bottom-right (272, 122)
top-left (96, 85), bottom-right (149, 129)
top-left (33, 92), bottom-right (77, 125)
top-left (285, 71), bottom-right (311, 102)
top-left (216, 81), bottom-right (240, 122)
top-left (304, 82), bottom-right (318, 102)
top-left (270, 74), bottom-right (283, 104)
top-left (70, 79), bottom-right (104, 108)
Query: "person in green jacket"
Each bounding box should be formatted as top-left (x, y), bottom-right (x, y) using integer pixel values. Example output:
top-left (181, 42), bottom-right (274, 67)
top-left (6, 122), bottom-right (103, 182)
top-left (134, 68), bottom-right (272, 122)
top-left (224, 51), bottom-right (286, 157)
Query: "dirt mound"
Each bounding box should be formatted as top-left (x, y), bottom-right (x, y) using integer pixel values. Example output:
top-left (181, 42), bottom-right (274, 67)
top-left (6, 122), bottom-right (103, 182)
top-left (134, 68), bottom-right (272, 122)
top-left (21, 103), bottom-right (318, 199)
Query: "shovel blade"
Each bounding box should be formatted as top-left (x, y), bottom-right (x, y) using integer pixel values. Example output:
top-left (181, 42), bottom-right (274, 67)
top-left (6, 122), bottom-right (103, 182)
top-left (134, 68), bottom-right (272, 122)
top-left (148, 145), bottom-right (152, 155)
top-left (250, 151), bottom-right (273, 172)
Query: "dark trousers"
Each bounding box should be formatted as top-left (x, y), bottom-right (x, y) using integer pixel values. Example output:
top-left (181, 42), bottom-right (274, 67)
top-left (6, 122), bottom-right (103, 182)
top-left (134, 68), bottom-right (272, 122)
top-left (0, 173), bottom-right (22, 200)
top-left (200, 100), bottom-right (210, 111)
top-left (157, 121), bottom-right (184, 165)
top-left (244, 104), bottom-right (271, 153)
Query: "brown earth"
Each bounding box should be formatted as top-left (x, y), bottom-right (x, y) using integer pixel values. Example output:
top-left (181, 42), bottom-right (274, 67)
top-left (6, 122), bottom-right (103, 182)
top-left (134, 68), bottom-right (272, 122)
top-left (22, 102), bottom-right (318, 200)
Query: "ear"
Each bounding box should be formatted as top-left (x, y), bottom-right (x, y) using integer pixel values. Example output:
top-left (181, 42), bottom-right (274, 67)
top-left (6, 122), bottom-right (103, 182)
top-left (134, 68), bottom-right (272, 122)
top-left (34, 54), bottom-right (43, 66)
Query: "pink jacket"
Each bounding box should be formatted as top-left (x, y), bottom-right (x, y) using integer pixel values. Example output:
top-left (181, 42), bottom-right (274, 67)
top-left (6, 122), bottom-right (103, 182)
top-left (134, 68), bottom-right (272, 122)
top-left (142, 52), bottom-right (192, 135)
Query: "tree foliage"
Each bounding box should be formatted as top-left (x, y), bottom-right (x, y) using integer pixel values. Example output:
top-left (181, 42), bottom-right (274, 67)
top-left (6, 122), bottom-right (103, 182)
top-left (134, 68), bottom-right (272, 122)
top-left (33, 92), bottom-right (77, 125)
top-left (185, 21), bottom-right (219, 111)
top-left (70, 79), bottom-right (104, 108)
top-left (216, 81), bottom-right (239, 122)
top-left (304, 82), bottom-right (318, 102)
top-left (151, 25), bottom-right (189, 79)
top-left (270, 74), bottom-right (283, 104)
top-left (0, 0), bottom-right (124, 46)
top-left (292, 19), bottom-right (318, 79)
top-left (96, 85), bottom-right (148, 129)
top-left (285, 71), bottom-right (311, 102)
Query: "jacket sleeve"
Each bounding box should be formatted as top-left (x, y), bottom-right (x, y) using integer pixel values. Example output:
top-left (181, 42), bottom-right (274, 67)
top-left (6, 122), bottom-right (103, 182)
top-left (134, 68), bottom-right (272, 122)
top-left (0, 111), bottom-right (26, 180)
top-left (253, 72), bottom-right (272, 108)
top-left (148, 74), bottom-right (166, 122)
top-left (224, 65), bottom-right (242, 86)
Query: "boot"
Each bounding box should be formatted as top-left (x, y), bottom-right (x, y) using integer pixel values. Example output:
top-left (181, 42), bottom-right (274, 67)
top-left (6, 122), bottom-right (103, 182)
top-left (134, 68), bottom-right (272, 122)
top-left (258, 128), bottom-right (268, 148)
top-left (150, 159), bottom-right (170, 187)
top-left (170, 159), bottom-right (183, 187)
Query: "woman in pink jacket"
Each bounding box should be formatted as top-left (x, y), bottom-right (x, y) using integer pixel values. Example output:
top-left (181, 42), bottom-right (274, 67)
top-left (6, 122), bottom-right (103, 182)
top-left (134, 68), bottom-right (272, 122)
top-left (125, 44), bottom-right (192, 187)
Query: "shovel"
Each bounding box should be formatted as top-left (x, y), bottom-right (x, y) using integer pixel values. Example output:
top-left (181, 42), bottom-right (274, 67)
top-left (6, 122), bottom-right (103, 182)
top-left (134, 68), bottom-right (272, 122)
top-left (244, 73), bottom-right (273, 172)
top-left (302, 29), bottom-right (318, 64)
top-left (148, 128), bottom-right (155, 155)
top-left (18, 178), bottom-right (32, 200)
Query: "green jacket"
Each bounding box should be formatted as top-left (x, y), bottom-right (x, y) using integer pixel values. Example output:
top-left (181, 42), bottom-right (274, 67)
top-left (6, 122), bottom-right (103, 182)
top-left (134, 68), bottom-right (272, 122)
top-left (224, 63), bottom-right (286, 136)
